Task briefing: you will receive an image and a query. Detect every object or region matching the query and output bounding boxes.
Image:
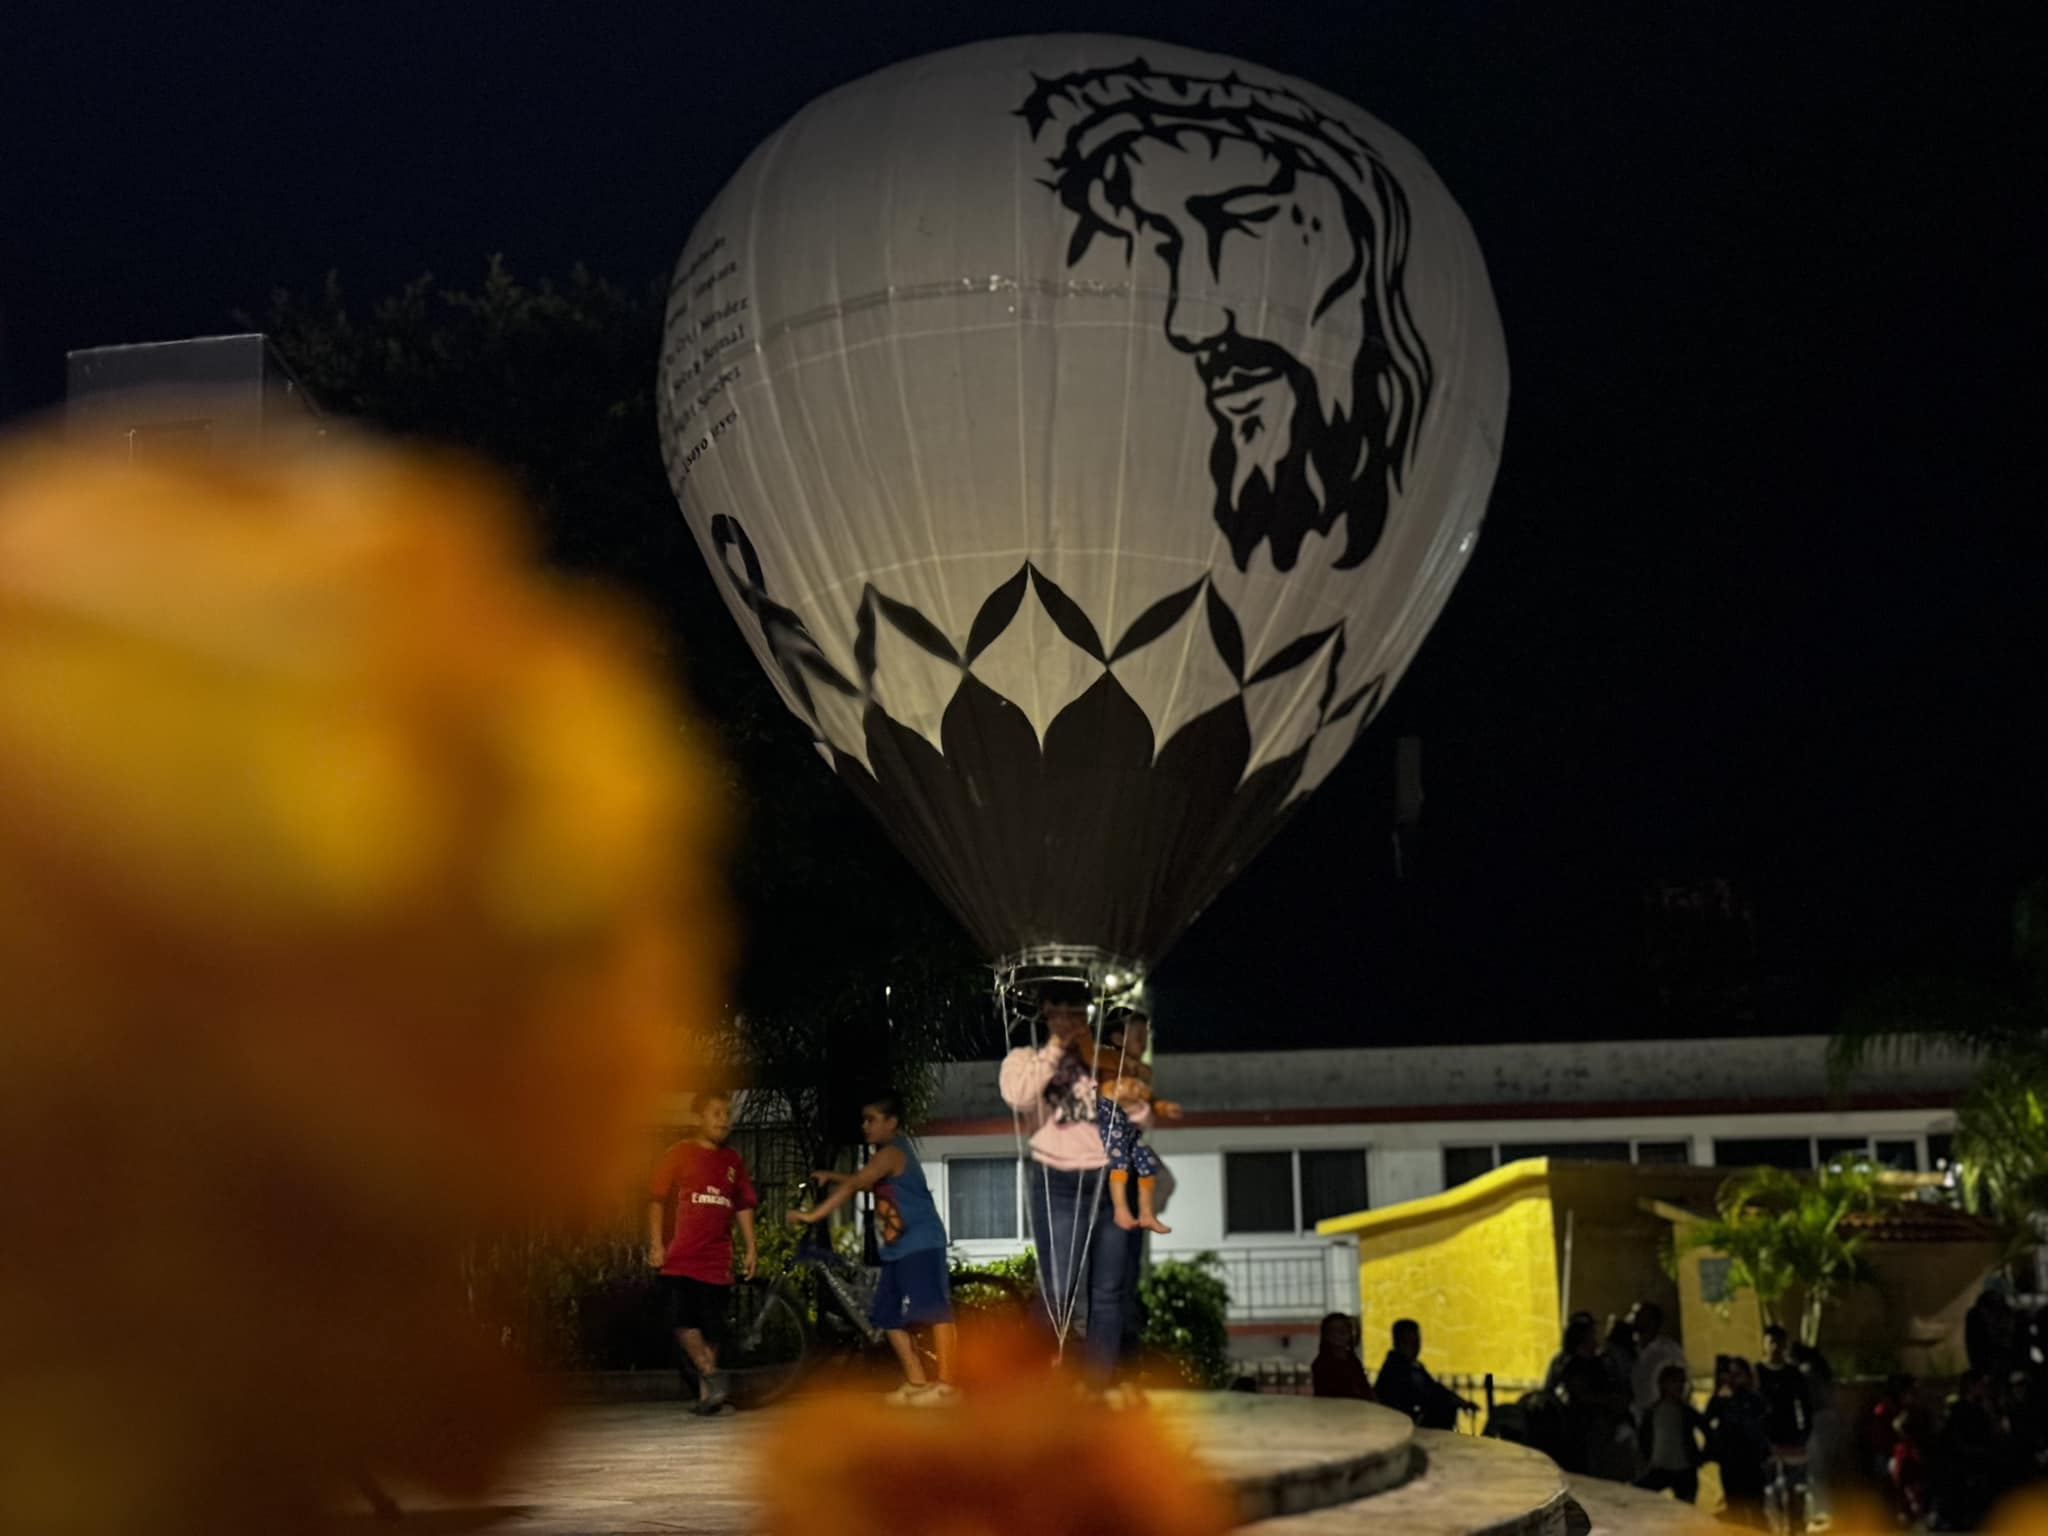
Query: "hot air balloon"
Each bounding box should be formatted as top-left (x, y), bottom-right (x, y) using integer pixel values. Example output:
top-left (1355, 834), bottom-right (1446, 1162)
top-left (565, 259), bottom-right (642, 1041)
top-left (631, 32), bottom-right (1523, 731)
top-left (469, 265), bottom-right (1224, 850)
top-left (661, 30), bottom-right (1504, 1361)
top-left (662, 35), bottom-right (1503, 1002)
top-left (669, 37), bottom-right (1503, 1260)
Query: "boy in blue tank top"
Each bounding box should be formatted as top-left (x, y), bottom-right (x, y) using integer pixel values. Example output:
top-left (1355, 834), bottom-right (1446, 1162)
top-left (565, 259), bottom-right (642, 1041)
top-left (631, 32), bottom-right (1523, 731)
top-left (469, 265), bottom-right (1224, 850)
top-left (791, 1091), bottom-right (957, 1404)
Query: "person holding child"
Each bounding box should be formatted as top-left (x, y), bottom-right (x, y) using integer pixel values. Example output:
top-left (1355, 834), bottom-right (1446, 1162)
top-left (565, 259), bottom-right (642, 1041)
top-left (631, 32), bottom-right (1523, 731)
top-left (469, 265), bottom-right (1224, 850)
top-left (1091, 1007), bottom-right (1182, 1234)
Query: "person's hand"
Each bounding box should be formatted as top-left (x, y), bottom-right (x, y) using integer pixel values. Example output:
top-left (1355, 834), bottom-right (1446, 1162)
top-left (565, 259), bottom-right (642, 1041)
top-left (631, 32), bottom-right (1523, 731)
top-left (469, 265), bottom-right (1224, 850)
top-left (810, 1169), bottom-right (840, 1186)
top-left (788, 1207), bottom-right (819, 1226)
top-left (742, 1248), bottom-right (758, 1281)
top-left (1046, 1007), bottom-right (1089, 1044)
top-left (646, 1243), bottom-right (666, 1269)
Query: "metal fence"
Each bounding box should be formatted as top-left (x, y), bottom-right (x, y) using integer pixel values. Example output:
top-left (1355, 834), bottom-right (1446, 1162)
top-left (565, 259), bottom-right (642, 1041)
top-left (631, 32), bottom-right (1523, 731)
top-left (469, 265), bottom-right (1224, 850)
top-left (1210, 1245), bottom-right (1350, 1320)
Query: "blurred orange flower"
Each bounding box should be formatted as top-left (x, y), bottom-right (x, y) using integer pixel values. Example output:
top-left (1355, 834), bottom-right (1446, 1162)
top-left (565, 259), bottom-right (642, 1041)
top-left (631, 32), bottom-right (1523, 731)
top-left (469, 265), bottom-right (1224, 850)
top-left (756, 1323), bottom-right (1235, 1536)
top-left (0, 436), bottom-right (728, 1531)
top-left (1990, 1485), bottom-right (2048, 1534)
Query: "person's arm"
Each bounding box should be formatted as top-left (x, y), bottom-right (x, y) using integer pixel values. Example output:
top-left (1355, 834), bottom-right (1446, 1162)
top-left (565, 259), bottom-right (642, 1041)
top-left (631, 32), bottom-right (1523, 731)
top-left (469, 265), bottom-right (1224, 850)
top-left (645, 1150), bottom-right (675, 1267)
top-left (791, 1144), bottom-right (905, 1224)
top-left (646, 1200), bottom-right (667, 1268)
top-left (999, 1040), bottom-right (1067, 1110)
top-left (735, 1207), bottom-right (758, 1279)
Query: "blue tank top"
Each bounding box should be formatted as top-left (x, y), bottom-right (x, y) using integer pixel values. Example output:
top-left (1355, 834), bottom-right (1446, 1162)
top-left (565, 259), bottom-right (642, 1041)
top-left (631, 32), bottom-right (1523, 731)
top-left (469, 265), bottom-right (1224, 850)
top-left (873, 1136), bottom-right (945, 1257)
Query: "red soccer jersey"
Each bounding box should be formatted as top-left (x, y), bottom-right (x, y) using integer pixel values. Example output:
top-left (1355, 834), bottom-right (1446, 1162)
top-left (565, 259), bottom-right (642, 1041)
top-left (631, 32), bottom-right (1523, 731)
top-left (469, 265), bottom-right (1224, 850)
top-left (649, 1141), bottom-right (757, 1283)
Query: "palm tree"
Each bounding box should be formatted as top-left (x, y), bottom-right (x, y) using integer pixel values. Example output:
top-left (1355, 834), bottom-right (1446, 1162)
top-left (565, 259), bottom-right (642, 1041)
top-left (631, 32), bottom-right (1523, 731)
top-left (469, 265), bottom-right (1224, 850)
top-left (1674, 1160), bottom-right (1889, 1346)
top-left (1828, 878), bottom-right (2048, 1270)
top-left (1950, 1057), bottom-right (2048, 1261)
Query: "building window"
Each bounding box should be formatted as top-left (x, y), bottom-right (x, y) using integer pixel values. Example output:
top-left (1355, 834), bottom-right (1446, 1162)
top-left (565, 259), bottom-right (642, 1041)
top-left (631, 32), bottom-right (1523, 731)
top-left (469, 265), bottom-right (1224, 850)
top-left (1635, 1140), bottom-right (1692, 1164)
top-left (1221, 1149), bottom-right (1371, 1234)
top-left (1225, 1151), bottom-right (1298, 1234)
top-left (1698, 1256), bottom-right (1734, 1305)
top-left (1927, 1133), bottom-right (1955, 1171)
top-left (1714, 1137), bottom-right (1814, 1170)
top-left (1443, 1145), bottom-right (1498, 1189)
top-left (1874, 1138), bottom-right (1921, 1172)
top-left (1818, 1136), bottom-right (1871, 1166)
top-left (946, 1157), bottom-right (1019, 1241)
top-left (1300, 1149), bottom-right (1370, 1228)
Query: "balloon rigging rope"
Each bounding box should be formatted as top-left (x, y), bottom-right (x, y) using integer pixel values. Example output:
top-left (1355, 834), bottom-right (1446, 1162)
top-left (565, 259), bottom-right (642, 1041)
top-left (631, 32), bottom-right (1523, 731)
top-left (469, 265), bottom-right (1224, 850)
top-left (1004, 987), bottom-right (1066, 1343)
top-left (1057, 980), bottom-right (1131, 1351)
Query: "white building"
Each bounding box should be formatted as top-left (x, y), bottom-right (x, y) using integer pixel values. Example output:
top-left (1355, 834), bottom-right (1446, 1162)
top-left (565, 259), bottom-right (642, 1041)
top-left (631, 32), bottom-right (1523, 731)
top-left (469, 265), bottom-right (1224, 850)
top-left (919, 1034), bottom-right (1975, 1366)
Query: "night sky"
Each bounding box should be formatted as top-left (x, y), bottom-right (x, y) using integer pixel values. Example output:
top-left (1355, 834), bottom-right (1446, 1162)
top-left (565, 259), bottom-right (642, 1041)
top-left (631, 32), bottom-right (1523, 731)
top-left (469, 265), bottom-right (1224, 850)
top-left (5, 2), bottom-right (2042, 1049)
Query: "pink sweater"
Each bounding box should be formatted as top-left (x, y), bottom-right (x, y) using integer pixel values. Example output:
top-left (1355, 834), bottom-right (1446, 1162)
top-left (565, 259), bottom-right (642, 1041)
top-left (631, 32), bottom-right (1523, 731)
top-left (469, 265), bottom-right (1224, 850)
top-left (998, 1041), bottom-right (1151, 1172)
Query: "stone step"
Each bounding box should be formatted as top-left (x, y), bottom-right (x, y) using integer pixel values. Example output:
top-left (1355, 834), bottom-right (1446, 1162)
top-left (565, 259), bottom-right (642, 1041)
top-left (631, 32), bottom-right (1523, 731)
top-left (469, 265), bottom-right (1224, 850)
top-left (1157, 1392), bottom-right (1419, 1519)
top-left (1562, 1474), bottom-right (1719, 1534)
top-left (1248, 1431), bottom-right (1572, 1536)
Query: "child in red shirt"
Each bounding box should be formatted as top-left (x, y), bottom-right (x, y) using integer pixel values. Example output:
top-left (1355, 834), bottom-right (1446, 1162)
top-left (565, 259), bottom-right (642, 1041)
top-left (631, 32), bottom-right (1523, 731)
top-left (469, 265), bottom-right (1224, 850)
top-left (647, 1094), bottom-right (758, 1414)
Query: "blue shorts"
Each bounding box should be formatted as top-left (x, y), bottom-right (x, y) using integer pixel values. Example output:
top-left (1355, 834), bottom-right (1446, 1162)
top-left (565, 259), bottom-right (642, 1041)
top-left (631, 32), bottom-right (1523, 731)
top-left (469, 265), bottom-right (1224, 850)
top-left (869, 1248), bottom-right (953, 1330)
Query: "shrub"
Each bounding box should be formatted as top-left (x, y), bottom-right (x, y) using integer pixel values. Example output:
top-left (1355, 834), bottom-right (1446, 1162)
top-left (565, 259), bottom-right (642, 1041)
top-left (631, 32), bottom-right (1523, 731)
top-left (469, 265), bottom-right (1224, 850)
top-left (1138, 1253), bottom-right (1232, 1389)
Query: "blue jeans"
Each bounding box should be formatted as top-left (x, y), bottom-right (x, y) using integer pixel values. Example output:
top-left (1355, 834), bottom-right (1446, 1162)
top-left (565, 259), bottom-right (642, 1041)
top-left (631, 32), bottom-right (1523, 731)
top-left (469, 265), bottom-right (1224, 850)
top-left (1025, 1162), bottom-right (1131, 1379)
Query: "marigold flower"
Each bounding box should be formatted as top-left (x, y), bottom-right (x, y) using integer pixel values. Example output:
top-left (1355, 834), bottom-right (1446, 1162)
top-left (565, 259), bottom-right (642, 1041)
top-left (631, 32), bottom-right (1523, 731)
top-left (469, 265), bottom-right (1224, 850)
top-left (0, 435), bottom-right (728, 1532)
top-left (1990, 1485), bottom-right (2048, 1534)
top-left (756, 1323), bottom-right (1235, 1536)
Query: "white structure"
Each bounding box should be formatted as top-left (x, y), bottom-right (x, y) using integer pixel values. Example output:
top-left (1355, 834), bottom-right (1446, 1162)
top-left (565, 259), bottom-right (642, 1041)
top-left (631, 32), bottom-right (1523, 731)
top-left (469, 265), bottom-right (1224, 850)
top-left (920, 1035), bottom-right (1973, 1364)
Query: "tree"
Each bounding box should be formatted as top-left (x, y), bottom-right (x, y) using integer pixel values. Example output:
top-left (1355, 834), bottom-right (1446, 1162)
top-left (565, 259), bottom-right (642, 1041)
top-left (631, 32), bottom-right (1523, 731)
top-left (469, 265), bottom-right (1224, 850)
top-left (251, 263), bottom-right (994, 1163)
top-left (1950, 1054), bottom-right (2048, 1261)
top-left (1829, 877), bottom-right (2048, 1080)
top-left (1828, 877), bottom-right (2048, 1268)
top-left (1137, 1253), bottom-right (1233, 1389)
top-left (1674, 1160), bottom-right (1889, 1346)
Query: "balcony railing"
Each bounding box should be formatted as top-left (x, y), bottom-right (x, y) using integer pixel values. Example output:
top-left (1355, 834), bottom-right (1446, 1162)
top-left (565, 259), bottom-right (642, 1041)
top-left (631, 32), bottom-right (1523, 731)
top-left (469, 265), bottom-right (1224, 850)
top-left (1206, 1244), bottom-right (1355, 1321)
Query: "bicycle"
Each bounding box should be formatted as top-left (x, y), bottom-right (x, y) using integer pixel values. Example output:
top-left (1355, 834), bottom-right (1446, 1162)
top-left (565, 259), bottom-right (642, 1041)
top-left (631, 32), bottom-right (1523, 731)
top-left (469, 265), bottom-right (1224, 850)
top-left (696, 1225), bottom-right (1030, 1407)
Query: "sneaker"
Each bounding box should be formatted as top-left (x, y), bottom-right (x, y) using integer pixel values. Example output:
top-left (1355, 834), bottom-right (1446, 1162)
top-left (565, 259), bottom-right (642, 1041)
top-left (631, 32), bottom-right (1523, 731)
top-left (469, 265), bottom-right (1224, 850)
top-left (909, 1383), bottom-right (959, 1408)
top-left (883, 1382), bottom-right (937, 1406)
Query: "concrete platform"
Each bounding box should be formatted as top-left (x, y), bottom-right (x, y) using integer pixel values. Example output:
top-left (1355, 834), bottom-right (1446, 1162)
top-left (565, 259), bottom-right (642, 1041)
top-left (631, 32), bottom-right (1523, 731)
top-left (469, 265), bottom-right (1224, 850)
top-left (1563, 1473), bottom-right (1719, 1534)
top-left (347, 1393), bottom-right (1419, 1535)
top-left (1153, 1393), bottom-right (1418, 1520)
top-left (1251, 1431), bottom-right (1570, 1536)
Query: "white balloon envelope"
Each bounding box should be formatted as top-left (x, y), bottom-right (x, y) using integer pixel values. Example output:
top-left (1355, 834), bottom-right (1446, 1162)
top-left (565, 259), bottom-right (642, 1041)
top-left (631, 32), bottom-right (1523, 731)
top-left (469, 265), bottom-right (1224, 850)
top-left (661, 35), bottom-right (1507, 975)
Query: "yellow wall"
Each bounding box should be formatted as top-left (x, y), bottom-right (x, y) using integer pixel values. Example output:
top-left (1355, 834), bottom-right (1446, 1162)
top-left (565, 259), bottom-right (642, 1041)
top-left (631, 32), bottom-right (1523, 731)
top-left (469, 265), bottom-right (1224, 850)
top-left (1551, 1164), bottom-right (1725, 1359)
top-left (1670, 1233), bottom-right (1764, 1375)
top-left (1325, 1159), bottom-right (1562, 1385)
top-left (1666, 1216), bottom-right (1995, 1379)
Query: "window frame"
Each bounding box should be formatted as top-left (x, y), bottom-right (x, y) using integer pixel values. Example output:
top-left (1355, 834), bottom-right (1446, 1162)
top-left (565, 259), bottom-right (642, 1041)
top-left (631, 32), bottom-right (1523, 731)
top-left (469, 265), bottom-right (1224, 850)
top-left (1223, 1147), bottom-right (1370, 1236)
top-left (943, 1154), bottom-right (1023, 1242)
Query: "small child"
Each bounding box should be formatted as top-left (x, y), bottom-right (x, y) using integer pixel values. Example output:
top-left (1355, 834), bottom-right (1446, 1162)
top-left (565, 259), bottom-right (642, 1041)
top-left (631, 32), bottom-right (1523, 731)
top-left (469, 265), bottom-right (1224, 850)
top-left (792, 1091), bottom-right (958, 1405)
top-left (1091, 1008), bottom-right (1181, 1234)
top-left (647, 1092), bottom-right (758, 1415)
